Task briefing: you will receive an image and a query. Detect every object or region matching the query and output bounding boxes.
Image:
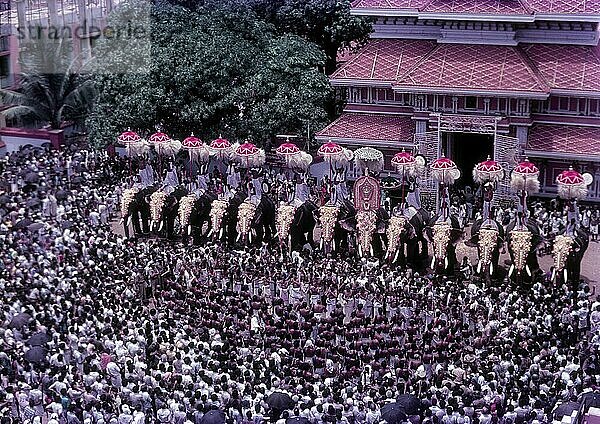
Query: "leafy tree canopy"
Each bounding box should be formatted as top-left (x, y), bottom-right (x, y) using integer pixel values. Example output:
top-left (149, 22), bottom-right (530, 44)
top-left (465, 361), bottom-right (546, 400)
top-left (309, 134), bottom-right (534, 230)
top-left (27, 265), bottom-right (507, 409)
top-left (87, 1), bottom-right (333, 149)
top-left (167, 0), bottom-right (372, 75)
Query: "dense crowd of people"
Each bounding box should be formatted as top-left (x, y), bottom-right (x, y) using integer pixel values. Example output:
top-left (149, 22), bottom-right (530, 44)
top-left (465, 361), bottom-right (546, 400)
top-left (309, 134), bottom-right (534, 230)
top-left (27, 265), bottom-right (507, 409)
top-left (1, 145), bottom-right (600, 424)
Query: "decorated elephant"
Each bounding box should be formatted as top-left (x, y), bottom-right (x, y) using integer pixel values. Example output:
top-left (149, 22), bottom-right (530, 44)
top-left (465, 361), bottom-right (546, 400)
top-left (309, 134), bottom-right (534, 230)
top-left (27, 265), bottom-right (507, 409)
top-left (315, 199), bottom-right (356, 254)
top-left (220, 190), bottom-right (276, 246)
top-left (505, 217), bottom-right (543, 282)
top-left (384, 206), bottom-right (430, 269)
top-left (354, 207), bottom-right (389, 258)
top-left (467, 218), bottom-right (505, 277)
top-left (121, 186), bottom-right (154, 239)
top-left (552, 227), bottom-right (589, 284)
top-left (178, 191), bottom-right (218, 243)
top-left (276, 200), bottom-right (319, 252)
top-left (149, 186), bottom-right (188, 239)
top-left (426, 215), bottom-right (463, 275)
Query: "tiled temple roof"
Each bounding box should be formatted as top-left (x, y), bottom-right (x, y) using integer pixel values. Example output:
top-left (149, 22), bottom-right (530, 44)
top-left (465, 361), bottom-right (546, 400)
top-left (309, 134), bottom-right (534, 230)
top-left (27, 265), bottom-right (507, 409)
top-left (523, 44), bottom-right (600, 95)
top-left (331, 39), bottom-right (436, 85)
top-left (332, 39), bottom-right (600, 97)
top-left (315, 113), bottom-right (415, 145)
top-left (527, 124), bottom-right (600, 159)
top-left (395, 44), bottom-right (548, 97)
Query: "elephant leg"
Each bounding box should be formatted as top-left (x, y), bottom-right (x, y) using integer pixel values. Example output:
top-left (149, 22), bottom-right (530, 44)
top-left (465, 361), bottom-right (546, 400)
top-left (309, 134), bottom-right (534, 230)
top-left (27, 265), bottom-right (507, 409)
top-left (140, 210), bottom-right (150, 234)
top-left (132, 211), bottom-right (142, 235)
top-left (123, 217), bottom-right (131, 239)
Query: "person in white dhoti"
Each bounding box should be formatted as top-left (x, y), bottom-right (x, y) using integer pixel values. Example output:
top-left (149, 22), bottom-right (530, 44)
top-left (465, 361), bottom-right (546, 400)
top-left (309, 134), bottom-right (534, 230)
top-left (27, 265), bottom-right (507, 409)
top-left (162, 165), bottom-right (179, 195)
top-left (226, 164), bottom-right (240, 190)
top-left (139, 163), bottom-right (155, 188)
top-left (249, 175), bottom-right (262, 205)
top-left (291, 175), bottom-right (309, 207)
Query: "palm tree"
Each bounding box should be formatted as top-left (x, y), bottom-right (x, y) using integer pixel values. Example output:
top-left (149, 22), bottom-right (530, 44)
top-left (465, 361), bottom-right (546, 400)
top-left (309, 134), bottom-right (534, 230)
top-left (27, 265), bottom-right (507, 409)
top-left (0, 36), bottom-right (95, 129)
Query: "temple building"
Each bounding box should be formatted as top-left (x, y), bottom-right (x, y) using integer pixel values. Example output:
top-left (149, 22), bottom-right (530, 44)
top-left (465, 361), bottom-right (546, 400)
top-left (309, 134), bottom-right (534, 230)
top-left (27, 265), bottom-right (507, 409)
top-left (315, 0), bottom-right (600, 203)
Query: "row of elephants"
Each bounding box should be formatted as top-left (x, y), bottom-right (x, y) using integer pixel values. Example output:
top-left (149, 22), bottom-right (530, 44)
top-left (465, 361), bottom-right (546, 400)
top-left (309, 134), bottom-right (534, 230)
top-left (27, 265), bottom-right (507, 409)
top-left (120, 184), bottom-right (588, 283)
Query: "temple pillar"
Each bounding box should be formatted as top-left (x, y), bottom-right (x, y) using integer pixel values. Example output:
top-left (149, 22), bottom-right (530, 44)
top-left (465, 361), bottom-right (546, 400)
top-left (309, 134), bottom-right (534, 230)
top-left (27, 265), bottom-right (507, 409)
top-left (515, 125), bottom-right (528, 153)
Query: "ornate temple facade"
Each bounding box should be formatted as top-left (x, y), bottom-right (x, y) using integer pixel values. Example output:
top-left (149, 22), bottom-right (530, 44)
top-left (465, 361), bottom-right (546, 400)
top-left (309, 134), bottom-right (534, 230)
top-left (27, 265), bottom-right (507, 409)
top-left (315, 0), bottom-right (600, 203)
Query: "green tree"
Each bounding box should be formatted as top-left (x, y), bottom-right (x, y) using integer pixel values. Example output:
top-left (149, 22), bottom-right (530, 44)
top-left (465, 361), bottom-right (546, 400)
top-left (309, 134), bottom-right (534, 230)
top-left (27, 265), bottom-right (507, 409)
top-left (87, 2), bottom-right (332, 148)
top-left (175, 0), bottom-right (372, 75)
top-left (0, 37), bottom-right (95, 129)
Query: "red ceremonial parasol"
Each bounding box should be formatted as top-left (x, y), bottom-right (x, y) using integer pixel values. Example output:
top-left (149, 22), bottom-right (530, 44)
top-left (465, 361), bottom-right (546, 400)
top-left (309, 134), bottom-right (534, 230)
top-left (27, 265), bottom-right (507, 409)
top-left (148, 131), bottom-right (172, 144)
top-left (513, 158), bottom-right (539, 176)
top-left (235, 142), bottom-right (265, 168)
top-left (276, 142), bottom-right (300, 156)
top-left (473, 156), bottom-right (504, 183)
top-left (430, 156), bottom-right (460, 185)
top-left (182, 134), bottom-right (209, 179)
top-left (209, 136), bottom-right (233, 162)
top-left (556, 167), bottom-right (591, 200)
top-left (317, 141), bottom-right (343, 158)
top-left (391, 151), bottom-right (415, 167)
top-left (118, 129), bottom-right (141, 144)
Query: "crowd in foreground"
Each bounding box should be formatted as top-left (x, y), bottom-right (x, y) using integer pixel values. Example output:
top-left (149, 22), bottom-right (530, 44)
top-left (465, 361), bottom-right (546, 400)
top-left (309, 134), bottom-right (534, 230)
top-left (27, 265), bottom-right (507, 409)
top-left (1, 145), bottom-right (600, 424)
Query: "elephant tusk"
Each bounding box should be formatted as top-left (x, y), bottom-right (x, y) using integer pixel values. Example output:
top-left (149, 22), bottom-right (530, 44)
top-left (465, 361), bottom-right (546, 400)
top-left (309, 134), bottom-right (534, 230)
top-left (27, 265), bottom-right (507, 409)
top-left (219, 228), bottom-right (223, 239)
top-left (236, 233), bottom-right (241, 242)
top-left (187, 225), bottom-right (192, 236)
top-left (490, 263), bottom-right (494, 276)
top-left (320, 239), bottom-right (323, 250)
top-left (370, 245), bottom-right (374, 257)
top-left (274, 231), bottom-right (279, 239)
top-left (207, 228), bottom-right (213, 238)
top-left (551, 268), bottom-right (556, 282)
top-left (358, 245), bottom-right (362, 257)
top-left (444, 257), bottom-right (449, 270)
top-left (563, 269), bottom-right (568, 282)
top-left (159, 221), bottom-right (164, 233)
top-left (508, 264), bottom-right (514, 278)
top-left (248, 232), bottom-right (252, 244)
top-left (394, 250), bottom-right (399, 264)
top-left (127, 216), bottom-right (132, 227)
top-left (525, 264), bottom-right (531, 277)
top-left (431, 257), bottom-right (436, 270)
top-left (477, 261), bottom-right (482, 274)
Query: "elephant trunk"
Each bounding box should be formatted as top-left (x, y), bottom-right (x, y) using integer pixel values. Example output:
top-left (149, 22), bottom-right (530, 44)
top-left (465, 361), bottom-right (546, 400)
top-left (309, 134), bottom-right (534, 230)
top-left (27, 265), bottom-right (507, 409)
top-left (149, 191), bottom-right (167, 227)
top-left (237, 202), bottom-right (257, 244)
top-left (209, 200), bottom-right (228, 240)
top-left (508, 229), bottom-right (533, 273)
top-left (477, 228), bottom-right (499, 273)
top-left (356, 210), bottom-right (377, 258)
top-left (276, 205), bottom-right (297, 245)
top-left (178, 195), bottom-right (197, 232)
top-left (318, 206), bottom-right (339, 248)
top-left (432, 222), bottom-right (452, 268)
top-left (552, 234), bottom-right (574, 277)
top-left (385, 216), bottom-right (406, 262)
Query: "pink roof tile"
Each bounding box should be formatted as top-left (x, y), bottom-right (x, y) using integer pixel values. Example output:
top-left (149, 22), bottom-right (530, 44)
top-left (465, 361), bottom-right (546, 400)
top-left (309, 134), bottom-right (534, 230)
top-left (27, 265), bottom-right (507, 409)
top-left (331, 39), bottom-right (435, 83)
top-left (395, 44), bottom-right (548, 96)
top-left (525, 0), bottom-right (600, 15)
top-left (523, 44), bottom-right (600, 94)
top-left (527, 124), bottom-right (600, 157)
top-left (316, 113), bottom-right (415, 142)
top-left (351, 0), bottom-right (428, 10)
top-left (422, 0), bottom-right (530, 15)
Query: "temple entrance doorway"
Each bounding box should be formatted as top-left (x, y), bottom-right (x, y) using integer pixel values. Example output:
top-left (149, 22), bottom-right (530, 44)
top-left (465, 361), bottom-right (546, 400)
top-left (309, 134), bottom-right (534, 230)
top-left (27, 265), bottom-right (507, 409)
top-left (443, 132), bottom-right (494, 189)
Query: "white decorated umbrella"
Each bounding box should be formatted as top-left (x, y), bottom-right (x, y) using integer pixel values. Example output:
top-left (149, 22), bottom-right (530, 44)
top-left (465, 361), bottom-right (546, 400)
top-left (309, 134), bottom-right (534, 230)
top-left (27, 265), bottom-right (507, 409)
top-left (235, 142), bottom-right (265, 168)
top-left (149, 131), bottom-right (181, 157)
top-left (182, 134), bottom-right (210, 163)
top-left (276, 142), bottom-right (312, 172)
top-left (473, 156), bottom-right (504, 184)
top-left (118, 129), bottom-right (148, 157)
top-left (209, 136), bottom-right (233, 161)
top-left (511, 158), bottom-right (540, 194)
top-left (556, 167), bottom-right (593, 200)
top-left (430, 156), bottom-right (460, 185)
top-left (354, 147), bottom-right (384, 175)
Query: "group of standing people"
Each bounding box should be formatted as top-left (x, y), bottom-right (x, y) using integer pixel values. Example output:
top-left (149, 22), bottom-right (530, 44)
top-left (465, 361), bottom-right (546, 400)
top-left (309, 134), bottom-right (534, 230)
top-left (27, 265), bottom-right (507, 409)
top-left (1, 145), bottom-right (600, 424)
